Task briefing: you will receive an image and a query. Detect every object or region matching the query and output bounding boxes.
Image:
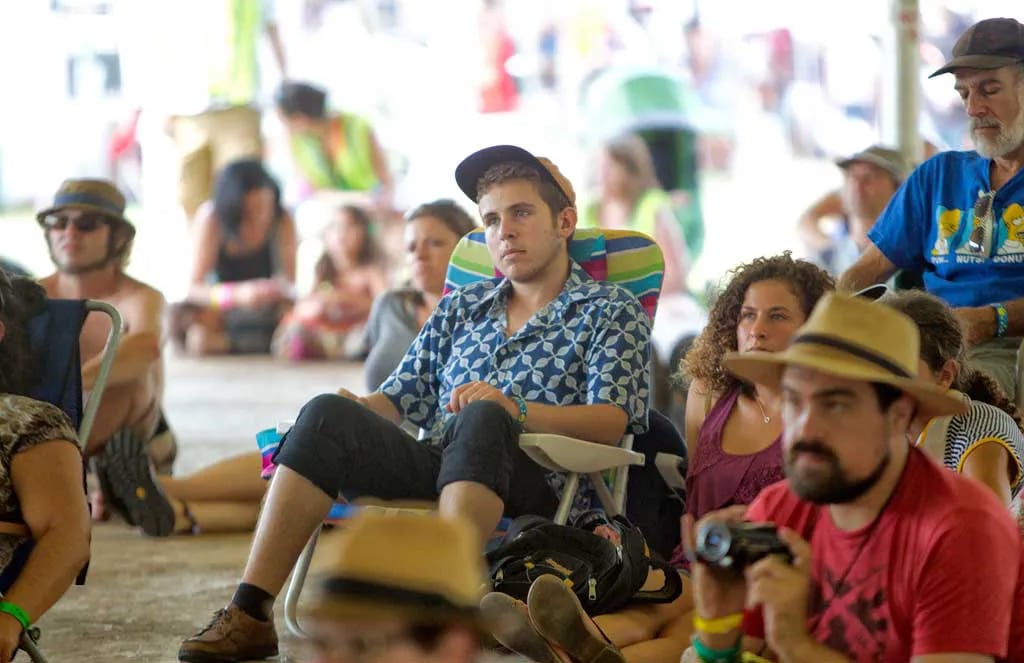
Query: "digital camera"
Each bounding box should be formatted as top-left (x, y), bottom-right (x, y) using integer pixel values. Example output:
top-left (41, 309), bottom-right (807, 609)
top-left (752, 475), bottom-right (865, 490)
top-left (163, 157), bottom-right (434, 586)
top-left (695, 522), bottom-right (793, 571)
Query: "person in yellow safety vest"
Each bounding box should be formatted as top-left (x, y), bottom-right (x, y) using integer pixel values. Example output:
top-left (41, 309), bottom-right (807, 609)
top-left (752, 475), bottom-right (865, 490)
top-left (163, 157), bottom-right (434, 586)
top-left (275, 82), bottom-right (394, 216)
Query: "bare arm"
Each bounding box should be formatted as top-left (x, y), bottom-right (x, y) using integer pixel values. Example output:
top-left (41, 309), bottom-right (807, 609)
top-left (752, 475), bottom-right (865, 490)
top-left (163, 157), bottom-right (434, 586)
top-left (2, 442), bottom-right (90, 632)
top-left (367, 130), bottom-right (394, 211)
top-left (961, 442), bottom-right (1014, 505)
top-left (186, 205), bottom-right (221, 299)
top-left (82, 287), bottom-right (165, 389)
top-left (275, 211), bottom-right (298, 285)
top-left (836, 242), bottom-right (898, 292)
top-left (796, 190), bottom-right (844, 252)
top-left (515, 403), bottom-right (628, 446)
top-left (264, 21), bottom-right (287, 78)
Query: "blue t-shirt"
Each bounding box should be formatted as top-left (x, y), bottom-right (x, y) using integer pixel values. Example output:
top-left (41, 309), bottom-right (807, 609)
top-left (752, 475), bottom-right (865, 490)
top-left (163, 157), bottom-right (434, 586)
top-left (868, 150), bottom-right (1024, 307)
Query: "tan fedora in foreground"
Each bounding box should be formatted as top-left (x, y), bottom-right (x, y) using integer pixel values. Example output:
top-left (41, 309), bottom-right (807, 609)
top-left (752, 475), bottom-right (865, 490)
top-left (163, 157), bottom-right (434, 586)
top-left (723, 293), bottom-right (967, 418)
top-left (306, 512), bottom-right (486, 626)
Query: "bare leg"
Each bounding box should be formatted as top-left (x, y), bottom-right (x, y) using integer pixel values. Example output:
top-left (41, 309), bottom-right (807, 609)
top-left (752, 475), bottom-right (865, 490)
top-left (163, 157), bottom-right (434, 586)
top-left (171, 499), bottom-right (261, 534)
top-left (617, 607), bottom-right (695, 663)
top-left (159, 452), bottom-right (266, 502)
top-left (438, 480), bottom-right (503, 546)
top-left (592, 575), bottom-right (693, 662)
top-left (240, 465), bottom-right (333, 595)
top-left (85, 381), bottom-right (153, 456)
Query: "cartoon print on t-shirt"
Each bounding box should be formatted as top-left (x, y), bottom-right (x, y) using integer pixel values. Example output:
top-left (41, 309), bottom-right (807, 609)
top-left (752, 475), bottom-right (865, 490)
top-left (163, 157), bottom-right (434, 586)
top-left (995, 203), bottom-right (1024, 259)
top-left (932, 206), bottom-right (964, 257)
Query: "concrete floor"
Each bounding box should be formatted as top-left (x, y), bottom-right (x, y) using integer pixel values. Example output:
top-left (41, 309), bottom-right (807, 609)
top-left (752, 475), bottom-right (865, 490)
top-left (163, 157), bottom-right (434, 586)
top-left (38, 354), bottom-right (366, 662)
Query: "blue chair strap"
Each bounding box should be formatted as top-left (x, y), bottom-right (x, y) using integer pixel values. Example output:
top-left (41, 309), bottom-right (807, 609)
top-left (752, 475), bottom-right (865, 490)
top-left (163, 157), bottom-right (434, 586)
top-left (27, 300), bottom-right (87, 429)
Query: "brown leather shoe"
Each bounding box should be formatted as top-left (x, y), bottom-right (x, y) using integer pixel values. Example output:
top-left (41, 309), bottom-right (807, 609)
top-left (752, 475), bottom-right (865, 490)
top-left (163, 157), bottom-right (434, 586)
top-left (178, 604), bottom-right (278, 662)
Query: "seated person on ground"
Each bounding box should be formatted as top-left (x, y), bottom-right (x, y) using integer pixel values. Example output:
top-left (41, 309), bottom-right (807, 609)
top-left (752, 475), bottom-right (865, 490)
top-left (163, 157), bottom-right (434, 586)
top-left (304, 513), bottom-right (484, 663)
top-left (275, 81), bottom-right (394, 216)
top-left (0, 271), bottom-right (91, 660)
top-left (178, 144), bottom-right (652, 663)
top-left (171, 159), bottom-right (298, 356)
top-left (880, 289), bottom-right (1024, 531)
top-left (839, 19), bottom-right (1024, 400)
top-left (363, 199), bottom-right (478, 392)
top-left (796, 145), bottom-right (907, 276)
top-left (36, 179), bottom-right (176, 508)
top-left (273, 204), bottom-right (387, 360)
top-left (484, 255), bottom-right (834, 663)
top-left (685, 293), bottom-right (1022, 662)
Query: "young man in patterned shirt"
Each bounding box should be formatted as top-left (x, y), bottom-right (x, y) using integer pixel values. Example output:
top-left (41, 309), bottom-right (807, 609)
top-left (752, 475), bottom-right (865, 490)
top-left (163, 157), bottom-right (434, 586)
top-left (179, 145), bottom-right (653, 662)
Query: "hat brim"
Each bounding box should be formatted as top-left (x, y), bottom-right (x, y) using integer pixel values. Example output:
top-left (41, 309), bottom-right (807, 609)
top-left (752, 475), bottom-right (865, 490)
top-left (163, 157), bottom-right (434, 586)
top-left (36, 204), bottom-right (134, 234)
top-left (455, 145), bottom-right (569, 204)
top-left (929, 54), bottom-right (1023, 78)
top-left (723, 346), bottom-right (967, 419)
top-left (305, 595), bottom-right (484, 629)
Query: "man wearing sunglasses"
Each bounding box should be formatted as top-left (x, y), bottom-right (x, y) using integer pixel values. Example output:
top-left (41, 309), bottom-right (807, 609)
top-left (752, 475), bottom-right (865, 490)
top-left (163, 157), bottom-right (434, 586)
top-left (38, 179), bottom-right (177, 536)
top-left (840, 17), bottom-right (1024, 401)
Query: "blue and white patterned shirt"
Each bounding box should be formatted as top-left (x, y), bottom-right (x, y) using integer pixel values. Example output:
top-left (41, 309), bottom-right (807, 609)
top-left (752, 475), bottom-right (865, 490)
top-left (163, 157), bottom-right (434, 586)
top-left (380, 261), bottom-right (651, 441)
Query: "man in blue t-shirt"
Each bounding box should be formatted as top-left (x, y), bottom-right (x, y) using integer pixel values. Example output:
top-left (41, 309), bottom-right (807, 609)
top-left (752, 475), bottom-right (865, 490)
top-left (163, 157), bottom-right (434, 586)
top-left (840, 17), bottom-right (1024, 400)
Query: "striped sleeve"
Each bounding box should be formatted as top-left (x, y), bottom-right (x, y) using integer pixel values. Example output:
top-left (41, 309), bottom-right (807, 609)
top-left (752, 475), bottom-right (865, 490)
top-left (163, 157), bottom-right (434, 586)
top-left (945, 400), bottom-right (1024, 496)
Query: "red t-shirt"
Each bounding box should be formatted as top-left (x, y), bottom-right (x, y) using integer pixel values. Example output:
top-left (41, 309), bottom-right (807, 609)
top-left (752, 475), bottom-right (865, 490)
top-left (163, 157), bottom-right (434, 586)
top-left (744, 448), bottom-right (1021, 661)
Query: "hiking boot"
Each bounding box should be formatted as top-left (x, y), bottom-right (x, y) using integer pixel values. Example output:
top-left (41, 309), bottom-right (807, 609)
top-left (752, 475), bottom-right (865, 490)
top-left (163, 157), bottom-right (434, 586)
top-left (178, 604), bottom-right (278, 662)
top-left (94, 430), bottom-right (175, 537)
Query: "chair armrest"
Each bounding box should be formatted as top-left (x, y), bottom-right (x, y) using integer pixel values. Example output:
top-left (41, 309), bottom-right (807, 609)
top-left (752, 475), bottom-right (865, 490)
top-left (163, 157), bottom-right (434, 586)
top-left (519, 434), bottom-right (644, 473)
top-left (655, 452), bottom-right (687, 490)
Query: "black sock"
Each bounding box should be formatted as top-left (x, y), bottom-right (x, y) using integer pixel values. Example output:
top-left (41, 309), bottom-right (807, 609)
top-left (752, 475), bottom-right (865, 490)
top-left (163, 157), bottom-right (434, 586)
top-left (232, 583), bottom-right (274, 622)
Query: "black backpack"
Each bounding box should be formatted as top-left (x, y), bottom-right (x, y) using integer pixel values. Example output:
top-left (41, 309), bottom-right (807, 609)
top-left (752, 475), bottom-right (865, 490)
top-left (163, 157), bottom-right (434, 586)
top-left (485, 512), bottom-right (682, 616)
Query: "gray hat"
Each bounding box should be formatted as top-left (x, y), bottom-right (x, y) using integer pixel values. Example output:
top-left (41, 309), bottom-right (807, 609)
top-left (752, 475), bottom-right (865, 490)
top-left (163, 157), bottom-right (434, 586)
top-left (836, 145), bottom-right (909, 183)
top-left (930, 17), bottom-right (1024, 78)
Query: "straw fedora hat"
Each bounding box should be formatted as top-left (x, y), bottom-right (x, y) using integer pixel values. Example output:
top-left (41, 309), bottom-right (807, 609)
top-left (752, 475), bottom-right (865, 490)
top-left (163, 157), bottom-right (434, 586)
top-left (305, 513), bottom-right (486, 626)
top-left (36, 178), bottom-right (135, 233)
top-left (723, 292), bottom-right (967, 418)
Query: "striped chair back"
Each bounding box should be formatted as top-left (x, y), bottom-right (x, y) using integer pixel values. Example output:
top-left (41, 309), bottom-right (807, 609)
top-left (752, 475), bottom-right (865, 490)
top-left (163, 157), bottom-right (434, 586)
top-left (444, 228), bottom-right (664, 319)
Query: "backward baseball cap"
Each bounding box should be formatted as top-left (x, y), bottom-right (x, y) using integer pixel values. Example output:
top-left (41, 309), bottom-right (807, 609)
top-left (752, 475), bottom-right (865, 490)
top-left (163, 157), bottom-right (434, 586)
top-left (930, 17), bottom-right (1024, 78)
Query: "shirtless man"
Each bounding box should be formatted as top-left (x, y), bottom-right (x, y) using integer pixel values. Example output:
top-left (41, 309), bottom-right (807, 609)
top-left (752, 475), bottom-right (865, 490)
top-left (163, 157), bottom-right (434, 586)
top-left (38, 179), bottom-right (177, 535)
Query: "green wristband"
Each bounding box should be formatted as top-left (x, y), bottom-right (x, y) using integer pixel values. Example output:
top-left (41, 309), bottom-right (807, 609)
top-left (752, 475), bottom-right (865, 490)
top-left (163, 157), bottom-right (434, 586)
top-left (691, 634), bottom-right (741, 662)
top-left (0, 601), bottom-right (29, 629)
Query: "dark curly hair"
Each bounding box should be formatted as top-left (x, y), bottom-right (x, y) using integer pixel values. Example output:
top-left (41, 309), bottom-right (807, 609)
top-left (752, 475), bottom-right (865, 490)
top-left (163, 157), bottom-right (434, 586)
top-left (681, 253), bottom-right (834, 395)
top-left (0, 269), bottom-right (47, 395)
top-left (879, 289), bottom-right (1023, 429)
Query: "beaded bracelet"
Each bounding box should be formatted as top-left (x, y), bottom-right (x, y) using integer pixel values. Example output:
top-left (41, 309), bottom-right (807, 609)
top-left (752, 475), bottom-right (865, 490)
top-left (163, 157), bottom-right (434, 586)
top-left (993, 302), bottom-right (1009, 337)
top-left (513, 396), bottom-right (528, 424)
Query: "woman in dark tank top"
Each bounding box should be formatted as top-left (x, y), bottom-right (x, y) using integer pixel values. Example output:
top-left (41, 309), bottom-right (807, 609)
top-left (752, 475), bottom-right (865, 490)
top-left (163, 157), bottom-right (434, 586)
top-left (170, 159), bottom-right (298, 355)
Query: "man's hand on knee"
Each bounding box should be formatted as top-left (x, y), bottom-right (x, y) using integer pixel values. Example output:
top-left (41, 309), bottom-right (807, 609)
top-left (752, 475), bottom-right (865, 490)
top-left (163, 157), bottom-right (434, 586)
top-left (447, 381), bottom-right (517, 418)
top-left (336, 388), bottom-right (371, 409)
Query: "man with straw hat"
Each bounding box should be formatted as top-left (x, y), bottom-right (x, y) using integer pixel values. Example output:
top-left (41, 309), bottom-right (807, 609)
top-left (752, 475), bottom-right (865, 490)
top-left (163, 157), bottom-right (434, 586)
top-left (38, 178), bottom-right (177, 537)
top-left (301, 513), bottom-right (485, 663)
top-left (681, 293), bottom-right (1022, 662)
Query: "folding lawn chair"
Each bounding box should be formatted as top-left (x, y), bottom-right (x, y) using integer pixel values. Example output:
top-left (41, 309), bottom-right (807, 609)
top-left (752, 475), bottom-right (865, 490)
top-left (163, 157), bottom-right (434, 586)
top-left (270, 228), bottom-right (676, 637)
top-left (0, 299), bottom-right (123, 662)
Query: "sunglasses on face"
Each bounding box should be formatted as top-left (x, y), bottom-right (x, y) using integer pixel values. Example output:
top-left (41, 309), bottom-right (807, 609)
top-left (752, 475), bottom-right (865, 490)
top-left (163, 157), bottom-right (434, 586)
top-left (41, 213), bottom-right (111, 232)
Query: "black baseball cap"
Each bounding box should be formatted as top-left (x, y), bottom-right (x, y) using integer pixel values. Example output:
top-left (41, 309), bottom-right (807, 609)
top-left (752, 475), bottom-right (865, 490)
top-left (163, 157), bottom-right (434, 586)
top-left (455, 145), bottom-right (576, 206)
top-left (930, 17), bottom-right (1024, 78)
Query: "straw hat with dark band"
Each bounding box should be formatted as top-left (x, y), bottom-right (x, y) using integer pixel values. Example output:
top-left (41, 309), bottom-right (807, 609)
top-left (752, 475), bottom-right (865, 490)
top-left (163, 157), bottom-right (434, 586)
top-left (723, 293), bottom-right (967, 418)
top-left (306, 513), bottom-right (486, 626)
top-left (36, 178), bottom-right (134, 231)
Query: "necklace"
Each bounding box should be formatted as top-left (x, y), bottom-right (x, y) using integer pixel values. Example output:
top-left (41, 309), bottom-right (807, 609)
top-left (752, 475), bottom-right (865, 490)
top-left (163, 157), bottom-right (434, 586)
top-left (754, 396), bottom-right (771, 424)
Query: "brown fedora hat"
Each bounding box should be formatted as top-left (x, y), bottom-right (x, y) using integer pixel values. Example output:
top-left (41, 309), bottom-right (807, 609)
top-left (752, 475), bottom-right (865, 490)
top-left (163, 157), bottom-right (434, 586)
top-left (723, 293), bottom-right (967, 418)
top-left (36, 178), bottom-right (134, 233)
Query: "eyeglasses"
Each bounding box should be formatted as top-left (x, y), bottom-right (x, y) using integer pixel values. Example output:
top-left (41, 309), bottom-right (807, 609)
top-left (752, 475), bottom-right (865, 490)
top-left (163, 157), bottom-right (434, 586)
top-left (40, 213), bottom-right (111, 233)
top-left (967, 189), bottom-right (995, 254)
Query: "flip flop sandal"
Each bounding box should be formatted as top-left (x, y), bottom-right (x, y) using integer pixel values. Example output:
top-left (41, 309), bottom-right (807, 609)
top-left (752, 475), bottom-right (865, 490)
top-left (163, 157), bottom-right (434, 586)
top-left (480, 592), bottom-right (563, 663)
top-left (94, 431), bottom-right (175, 537)
top-left (527, 575), bottom-right (625, 663)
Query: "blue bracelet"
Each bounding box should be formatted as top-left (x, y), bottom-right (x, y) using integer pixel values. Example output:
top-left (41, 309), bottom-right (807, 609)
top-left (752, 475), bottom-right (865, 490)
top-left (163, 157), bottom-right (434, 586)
top-left (690, 634), bottom-right (741, 662)
top-left (993, 303), bottom-right (1009, 337)
top-left (513, 396), bottom-right (528, 424)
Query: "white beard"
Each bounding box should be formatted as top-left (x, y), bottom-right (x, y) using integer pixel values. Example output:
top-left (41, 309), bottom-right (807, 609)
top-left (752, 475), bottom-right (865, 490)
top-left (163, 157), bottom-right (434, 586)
top-left (971, 88), bottom-right (1024, 158)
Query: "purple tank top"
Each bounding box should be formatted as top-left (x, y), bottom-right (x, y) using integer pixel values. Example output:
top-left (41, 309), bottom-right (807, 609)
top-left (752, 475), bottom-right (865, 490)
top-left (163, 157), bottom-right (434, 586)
top-left (668, 386), bottom-right (785, 569)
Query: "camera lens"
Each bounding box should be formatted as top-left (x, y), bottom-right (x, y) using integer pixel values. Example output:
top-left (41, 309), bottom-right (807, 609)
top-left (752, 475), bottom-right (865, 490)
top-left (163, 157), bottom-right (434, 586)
top-left (696, 522), bottom-right (732, 564)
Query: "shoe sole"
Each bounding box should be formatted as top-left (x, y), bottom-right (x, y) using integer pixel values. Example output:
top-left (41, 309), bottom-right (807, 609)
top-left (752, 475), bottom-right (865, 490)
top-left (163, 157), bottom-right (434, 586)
top-left (480, 592), bottom-right (562, 663)
top-left (528, 576), bottom-right (625, 663)
top-left (177, 646), bottom-right (278, 663)
top-left (95, 431), bottom-right (175, 537)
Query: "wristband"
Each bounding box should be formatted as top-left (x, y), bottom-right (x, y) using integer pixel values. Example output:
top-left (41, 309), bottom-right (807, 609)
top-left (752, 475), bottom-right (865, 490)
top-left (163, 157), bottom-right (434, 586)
top-left (690, 635), bottom-right (741, 662)
top-left (210, 283), bottom-right (235, 311)
top-left (992, 303), bottom-right (1009, 337)
top-left (693, 612), bottom-right (744, 634)
top-left (741, 654), bottom-right (773, 663)
top-left (0, 601), bottom-right (30, 630)
top-left (513, 396), bottom-right (527, 424)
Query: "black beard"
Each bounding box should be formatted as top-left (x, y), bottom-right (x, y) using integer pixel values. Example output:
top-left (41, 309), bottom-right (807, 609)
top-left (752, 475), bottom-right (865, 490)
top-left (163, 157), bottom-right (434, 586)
top-left (785, 440), bottom-right (891, 505)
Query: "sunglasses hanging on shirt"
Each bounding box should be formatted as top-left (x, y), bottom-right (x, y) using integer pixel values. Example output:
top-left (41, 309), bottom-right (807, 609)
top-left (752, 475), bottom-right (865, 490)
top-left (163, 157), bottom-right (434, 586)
top-left (967, 189), bottom-right (995, 255)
